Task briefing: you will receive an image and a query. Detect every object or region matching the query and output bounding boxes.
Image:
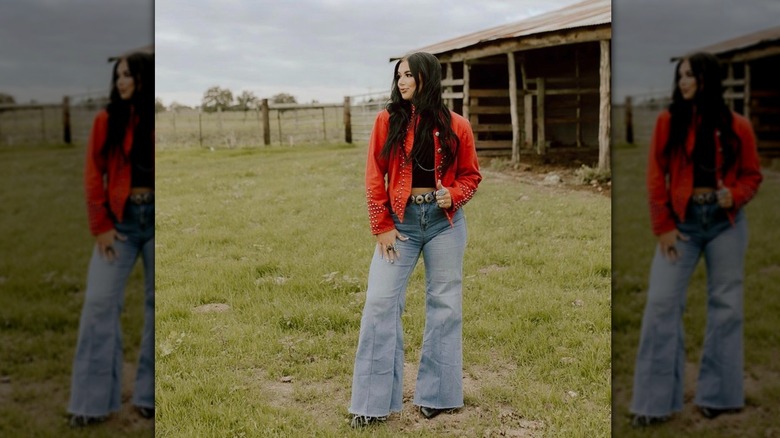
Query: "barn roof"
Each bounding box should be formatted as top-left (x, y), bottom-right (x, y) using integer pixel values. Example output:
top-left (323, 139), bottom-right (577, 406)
top-left (673, 26), bottom-right (780, 61)
top-left (392, 0), bottom-right (610, 60)
top-left (108, 44), bottom-right (155, 62)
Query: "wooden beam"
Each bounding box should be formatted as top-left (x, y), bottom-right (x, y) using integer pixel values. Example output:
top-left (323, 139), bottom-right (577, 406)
top-left (441, 78), bottom-right (464, 87)
top-left (468, 105), bottom-right (511, 114)
top-left (471, 124), bottom-right (513, 132)
top-left (575, 50), bottom-right (582, 147)
top-left (437, 26), bottom-right (611, 63)
top-left (463, 61), bottom-right (470, 120)
top-left (445, 62), bottom-right (454, 110)
top-left (598, 39), bottom-right (611, 171)
top-left (726, 63), bottom-right (735, 111)
top-left (470, 89), bottom-right (511, 98)
top-left (730, 45), bottom-right (780, 62)
top-left (521, 57), bottom-right (532, 149)
top-left (476, 140), bottom-right (512, 149)
top-left (508, 52), bottom-right (520, 163)
top-left (536, 77), bottom-right (545, 155)
top-left (441, 92), bottom-right (464, 100)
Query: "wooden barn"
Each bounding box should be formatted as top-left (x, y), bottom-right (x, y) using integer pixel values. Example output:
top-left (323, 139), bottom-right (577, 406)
top-left (393, 0), bottom-right (611, 170)
top-left (680, 26), bottom-right (780, 158)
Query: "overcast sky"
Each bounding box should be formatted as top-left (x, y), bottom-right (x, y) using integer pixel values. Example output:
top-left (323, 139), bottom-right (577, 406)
top-left (612, 0), bottom-right (780, 103)
top-left (0, 0), bottom-right (153, 104)
top-left (156, 0), bottom-right (584, 107)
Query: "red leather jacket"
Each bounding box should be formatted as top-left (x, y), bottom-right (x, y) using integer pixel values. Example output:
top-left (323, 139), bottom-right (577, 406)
top-left (366, 109), bottom-right (482, 235)
top-left (84, 109), bottom-right (141, 236)
top-left (647, 109), bottom-right (762, 236)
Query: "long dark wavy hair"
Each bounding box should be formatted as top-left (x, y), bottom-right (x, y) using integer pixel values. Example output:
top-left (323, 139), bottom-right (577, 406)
top-left (380, 52), bottom-right (459, 174)
top-left (103, 52), bottom-right (154, 159)
top-left (665, 52), bottom-right (738, 173)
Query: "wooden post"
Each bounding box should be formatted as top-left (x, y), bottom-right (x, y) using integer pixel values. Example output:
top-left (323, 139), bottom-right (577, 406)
top-left (62, 96), bottom-right (71, 144)
top-left (198, 111), bottom-right (203, 148)
top-left (344, 96), bottom-right (352, 144)
top-left (598, 39), bottom-right (611, 172)
top-left (261, 98), bottom-right (270, 146)
top-left (726, 63), bottom-right (735, 111)
top-left (41, 107), bottom-right (46, 142)
top-left (445, 63), bottom-right (454, 110)
top-left (744, 63), bottom-right (751, 120)
top-left (575, 50), bottom-right (582, 147)
top-left (321, 107), bottom-right (327, 141)
top-left (277, 110), bottom-right (282, 146)
top-left (462, 62), bottom-right (470, 120)
top-left (536, 77), bottom-right (545, 155)
top-left (521, 59), bottom-right (533, 149)
top-left (507, 52), bottom-right (520, 163)
top-left (625, 96), bottom-right (634, 144)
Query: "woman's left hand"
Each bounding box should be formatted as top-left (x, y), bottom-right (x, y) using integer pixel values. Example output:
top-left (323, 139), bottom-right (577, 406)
top-left (435, 179), bottom-right (451, 209)
top-left (717, 181), bottom-right (733, 209)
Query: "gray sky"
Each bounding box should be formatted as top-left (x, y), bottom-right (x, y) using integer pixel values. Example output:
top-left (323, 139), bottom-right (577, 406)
top-left (613, 0), bottom-right (780, 103)
top-left (156, 0), bottom-right (584, 107)
top-left (0, 0), bottom-right (153, 104)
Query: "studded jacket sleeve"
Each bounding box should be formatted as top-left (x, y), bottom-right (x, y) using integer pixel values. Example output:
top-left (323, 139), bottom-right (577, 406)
top-left (445, 113), bottom-right (481, 212)
top-left (729, 113), bottom-right (762, 210)
top-left (84, 110), bottom-right (116, 236)
top-left (646, 111), bottom-right (677, 236)
top-left (365, 111), bottom-right (395, 235)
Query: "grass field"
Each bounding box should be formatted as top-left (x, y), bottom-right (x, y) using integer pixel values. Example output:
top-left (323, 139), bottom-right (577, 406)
top-left (611, 142), bottom-right (780, 437)
top-left (0, 144), bottom-right (153, 436)
top-left (155, 143), bottom-right (611, 437)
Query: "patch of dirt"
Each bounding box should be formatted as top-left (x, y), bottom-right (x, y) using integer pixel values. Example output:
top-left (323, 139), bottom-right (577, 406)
top-left (482, 149), bottom-right (611, 197)
top-left (253, 356), bottom-right (544, 436)
top-left (1, 362), bottom-right (153, 434)
top-left (615, 361), bottom-right (780, 436)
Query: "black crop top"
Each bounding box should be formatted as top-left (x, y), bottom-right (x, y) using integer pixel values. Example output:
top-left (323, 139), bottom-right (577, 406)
top-left (412, 148), bottom-right (436, 188)
top-left (131, 140), bottom-right (154, 188)
top-left (692, 134), bottom-right (717, 188)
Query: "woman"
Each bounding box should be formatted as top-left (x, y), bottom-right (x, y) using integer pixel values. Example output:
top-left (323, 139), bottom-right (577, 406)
top-left (630, 52), bottom-right (762, 427)
top-left (68, 52), bottom-right (155, 427)
top-left (349, 52), bottom-right (481, 428)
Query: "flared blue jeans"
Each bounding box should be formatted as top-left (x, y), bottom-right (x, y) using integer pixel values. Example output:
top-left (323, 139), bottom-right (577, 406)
top-left (349, 201), bottom-right (467, 417)
top-left (68, 201), bottom-right (155, 416)
top-left (631, 202), bottom-right (747, 416)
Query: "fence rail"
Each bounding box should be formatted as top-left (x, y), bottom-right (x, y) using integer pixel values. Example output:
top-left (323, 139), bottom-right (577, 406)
top-left (155, 96), bottom-right (387, 149)
top-left (0, 95), bottom-right (108, 146)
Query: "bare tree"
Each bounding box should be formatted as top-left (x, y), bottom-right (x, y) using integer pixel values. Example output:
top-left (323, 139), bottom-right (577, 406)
top-left (271, 93), bottom-right (297, 104)
top-left (236, 91), bottom-right (259, 118)
top-left (155, 97), bottom-right (165, 113)
top-left (202, 86), bottom-right (233, 113)
top-left (0, 92), bottom-right (16, 105)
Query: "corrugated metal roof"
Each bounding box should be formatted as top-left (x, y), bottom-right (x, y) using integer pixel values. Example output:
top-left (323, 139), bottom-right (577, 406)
top-left (692, 26), bottom-right (780, 57)
top-left (395, 0), bottom-right (610, 59)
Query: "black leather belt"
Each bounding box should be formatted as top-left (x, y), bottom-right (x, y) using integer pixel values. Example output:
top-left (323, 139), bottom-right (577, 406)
top-left (691, 192), bottom-right (717, 205)
top-left (409, 191), bottom-right (437, 205)
top-left (129, 192), bottom-right (154, 204)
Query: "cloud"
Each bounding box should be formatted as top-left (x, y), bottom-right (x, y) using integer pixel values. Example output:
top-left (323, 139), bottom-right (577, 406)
top-left (0, 0), bottom-right (152, 103)
top-left (154, 0), bottom-right (584, 107)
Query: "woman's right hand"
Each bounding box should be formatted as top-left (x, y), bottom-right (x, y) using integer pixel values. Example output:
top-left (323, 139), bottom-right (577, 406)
top-left (375, 229), bottom-right (409, 264)
top-left (96, 229), bottom-right (127, 262)
top-left (657, 229), bottom-right (689, 262)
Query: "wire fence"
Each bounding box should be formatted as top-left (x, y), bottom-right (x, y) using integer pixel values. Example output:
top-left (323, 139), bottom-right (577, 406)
top-left (0, 93), bottom-right (108, 146)
top-left (155, 93), bottom-right (389, 150)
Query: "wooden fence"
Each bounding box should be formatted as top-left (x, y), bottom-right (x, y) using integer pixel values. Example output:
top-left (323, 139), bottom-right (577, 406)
top-left (155, 96), bottom-right (386, 149)
top-left (0, 96), bottom-right (104, 146)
